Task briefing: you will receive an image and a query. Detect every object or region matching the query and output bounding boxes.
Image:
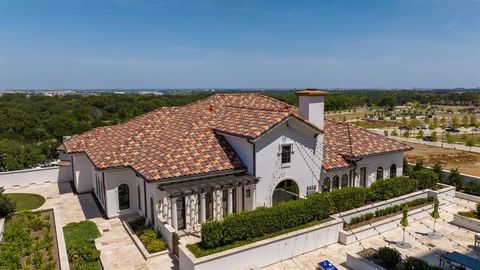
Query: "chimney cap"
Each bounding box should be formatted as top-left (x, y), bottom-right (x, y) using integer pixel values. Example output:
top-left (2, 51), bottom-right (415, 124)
top-left (295, 89), bottom-right (329, 96)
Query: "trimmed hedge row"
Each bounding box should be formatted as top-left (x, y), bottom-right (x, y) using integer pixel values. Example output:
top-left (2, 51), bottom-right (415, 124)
top-left (201, 192), bottom-right (331, 249)
top-left (349, 197), bottom-right (434, 225)
top-left (328, 186), bottom-right (368, 212)
top-left (367, 177), bottom-right (419, 201)
top-left (200, 175), bottom-right (439, 250)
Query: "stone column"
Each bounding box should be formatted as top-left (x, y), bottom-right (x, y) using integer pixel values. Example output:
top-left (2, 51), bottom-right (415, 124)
top-left (251, 186), bottom-right (256, 210)
top-left (227, 188), bottom-right (233, 215)
top-left (200, 193), bottom-right (206, 223)
top-left (171, 197), bottom-right (178, 231)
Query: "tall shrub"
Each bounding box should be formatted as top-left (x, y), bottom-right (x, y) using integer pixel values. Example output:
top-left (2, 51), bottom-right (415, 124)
top-left (368, 177), bottom-right (418, 201)
top-left (0, 187), bottom-right (15, 218)
top-left (447, 168), bottom-right (463, 189)
top-left (411, 169), bottom-right (438, 190)
top-left (328, 187), bottom-right (368, 212)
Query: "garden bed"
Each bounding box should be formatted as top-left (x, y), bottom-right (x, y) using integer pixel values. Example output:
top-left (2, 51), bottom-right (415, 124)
top-left (345, 197), bottom-right (434, 230)
top-left (63, 220), bottom-right (101, 270)
top-left (125, 217), bottom-right (168, 258)
top-left (187, 217), bottom-right (333, 258)
top-left (0, 210), bottom-right (60, 269)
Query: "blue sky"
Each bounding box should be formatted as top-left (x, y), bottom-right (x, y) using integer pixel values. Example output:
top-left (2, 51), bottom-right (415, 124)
top-left (0, 0), bottom-right (479, 89)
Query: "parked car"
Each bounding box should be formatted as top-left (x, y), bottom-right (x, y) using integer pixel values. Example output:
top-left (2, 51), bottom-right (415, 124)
top-left (445, 127), bottom-right (460, 132)
top-left (423, 136), bottom-right (433, 141)
top-left (399, 125), bottom-right (409, 130)
top-left (472, 127), bottom-right (480, 132)
top-left (421, 124), bottom-right (429, 129)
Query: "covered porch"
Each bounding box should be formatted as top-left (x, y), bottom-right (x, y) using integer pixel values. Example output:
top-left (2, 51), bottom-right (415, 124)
top-left (158, 174), bottom-right (259, 231)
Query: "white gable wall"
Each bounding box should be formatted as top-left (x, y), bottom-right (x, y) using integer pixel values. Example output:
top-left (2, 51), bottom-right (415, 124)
top-left (254, 119), bottom-right (322, 207)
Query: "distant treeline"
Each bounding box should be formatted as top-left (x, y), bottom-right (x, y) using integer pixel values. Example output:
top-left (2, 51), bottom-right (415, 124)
top-left (264, 90), bottom-right (480, 112)
top-left (0, 90), bottom-right (479, 171)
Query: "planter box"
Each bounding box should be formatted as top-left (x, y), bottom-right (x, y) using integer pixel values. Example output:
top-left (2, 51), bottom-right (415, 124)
top-left (333, 184), bottom-right (455, 225)
top-left (452, 213), bottom-right (480, 232)
top-left (179, 218), bottom-right (343, 270)
top-left (339, 205), bottom-right (433, 245)
top-left (346, 252), bottom-right (386, 270)
top-left (122, 219), bottom-right (170, 260)
top-left (456, 192), bottom-right (480, 204)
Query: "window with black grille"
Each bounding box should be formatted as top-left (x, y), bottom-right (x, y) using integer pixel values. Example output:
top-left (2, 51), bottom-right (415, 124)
top-left (281, 144), bottom-right (292, 164)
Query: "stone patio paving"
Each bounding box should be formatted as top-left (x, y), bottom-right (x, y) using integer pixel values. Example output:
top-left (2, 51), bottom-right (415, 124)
top-left (4, 182), bottom-right (178, 270)
top-left (5, 183), bottom-right (480, 270)
top-left (264, 197), bottom-right (480, 270)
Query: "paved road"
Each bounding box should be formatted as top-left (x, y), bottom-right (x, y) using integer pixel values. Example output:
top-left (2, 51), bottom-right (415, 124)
top-left (370, 128), bottom-right (480, 154)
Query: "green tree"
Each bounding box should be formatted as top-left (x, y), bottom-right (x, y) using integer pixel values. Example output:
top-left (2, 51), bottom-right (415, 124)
top-left (452, 116), bottom-right (460, 129)
top-left (440, 116), bottom-right (446, 127)
top-left (431, 131), bottom-right (438, 142)
top-left (471, 115), bottom-right (477, 128)
top-left (446, 133), bottom-right (454, 145)
top-left (416, 130), bottom-right (424, 139)
top-left (447, 168), bottom-right (463, 189)
top-left (400, 205), bottom-right (409, 245)
top-left (391, 129), bottom-right (398, 136)
top-left (403, 158), bottom-right (411, 176)
top-left (432, 163), bottom-right (443, 180)
top-left (412, 161), bottom-right (424, 172)
top-left (430, 198), bottom-right (440, 235)
top-left (462, 115), bottom-right (470, 127)
top-left (432, 116), bottom-right (439, 129)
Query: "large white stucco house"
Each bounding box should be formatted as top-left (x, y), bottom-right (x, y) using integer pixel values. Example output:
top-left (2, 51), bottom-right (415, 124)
top-left (60, 89), bottom-right (411, 248)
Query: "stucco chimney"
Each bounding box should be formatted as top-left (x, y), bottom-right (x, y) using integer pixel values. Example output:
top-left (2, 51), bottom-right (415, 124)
top-left (295, 89), bottom-right (329, 129)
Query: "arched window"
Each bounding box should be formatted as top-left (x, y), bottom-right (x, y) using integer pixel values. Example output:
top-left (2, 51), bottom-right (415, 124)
top-left (272, 179), bottom-right (299, 206)
top-left (341, 174), bottom-right (349, 188)
top-left (322, 177), bottom-right (331, 193)
top-left (390, 164), bottom-right (397, 178)
top-left (377, 167), bottom-right (384, 180)
top-left (118, 184), bottom-right (130, 210)
top-left (332, 175), bottom-right (340, 190)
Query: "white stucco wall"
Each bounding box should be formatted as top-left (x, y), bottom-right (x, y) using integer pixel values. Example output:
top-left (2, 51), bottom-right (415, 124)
top-left (103, 168), bottom-right (144, 218)
top-left (72, 154), bottom-right (95, 193)
top-left (254, 119), bottom-right (322, 207)
top-left (352, 151), bottom-right (404, 187)
top-left (179, 218), bottom-right (343, 270)
top-left (223, 135), bottom-right (254, 175)
top-left (0, 166), bottom-right (72, 189)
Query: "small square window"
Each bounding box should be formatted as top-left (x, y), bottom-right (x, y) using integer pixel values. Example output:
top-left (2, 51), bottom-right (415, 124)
top-left (281, 144), bottom-right (292, 164)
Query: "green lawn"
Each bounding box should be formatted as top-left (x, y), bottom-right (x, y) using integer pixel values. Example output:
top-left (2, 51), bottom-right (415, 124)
top-left (5, 193), bottom-right (46, 211)
top-left (63, 220), bottom-right (101, 270)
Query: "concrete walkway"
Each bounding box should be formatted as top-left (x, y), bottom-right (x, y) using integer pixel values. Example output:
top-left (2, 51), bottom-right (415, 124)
top-left (5, 182), bottom-right (178, 270)
top-left (370, 128), bottom-right (480, 153)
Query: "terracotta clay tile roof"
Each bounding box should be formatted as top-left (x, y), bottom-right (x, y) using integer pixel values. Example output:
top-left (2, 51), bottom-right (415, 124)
top-left (63, 93), bottom-right (309, 181)
top-left (64, 93), bottom-right (412, 179)
top-left (322, 119), bottom-right (413, 171)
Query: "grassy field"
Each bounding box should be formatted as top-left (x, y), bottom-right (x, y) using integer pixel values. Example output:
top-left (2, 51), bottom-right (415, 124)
top-left (5, 193), bottom-right (45, 211)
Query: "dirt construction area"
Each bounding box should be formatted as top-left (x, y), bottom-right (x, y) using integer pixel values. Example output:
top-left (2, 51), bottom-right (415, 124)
top-left (405, 142), bottom-right (480, 176)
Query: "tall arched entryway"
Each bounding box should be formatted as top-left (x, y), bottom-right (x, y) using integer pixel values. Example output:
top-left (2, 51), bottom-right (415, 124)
top-left (272, 179), bottom-right (299, 206)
